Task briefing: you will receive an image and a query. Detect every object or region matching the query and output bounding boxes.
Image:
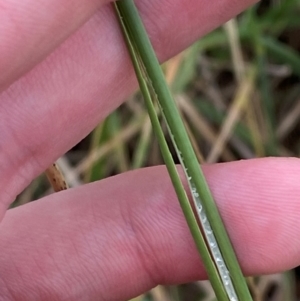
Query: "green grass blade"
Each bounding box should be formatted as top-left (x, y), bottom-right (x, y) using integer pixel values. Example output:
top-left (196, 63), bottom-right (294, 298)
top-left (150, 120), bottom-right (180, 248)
top-left (113, 4), bottom-right (229, 300)
top-left (260, 36), bottom-right (300, 77)
top-left (114, 1), bottom-right (253, 300)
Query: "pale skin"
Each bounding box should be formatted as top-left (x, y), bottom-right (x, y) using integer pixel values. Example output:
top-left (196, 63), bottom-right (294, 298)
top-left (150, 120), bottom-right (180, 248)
top-left (1, 0), bottom-right (300, 300)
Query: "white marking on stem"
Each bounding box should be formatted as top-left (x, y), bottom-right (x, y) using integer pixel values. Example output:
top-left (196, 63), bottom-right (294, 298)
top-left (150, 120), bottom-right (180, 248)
top-left (180, 155), bottom-right (238, 301)
top-left (145, 74), bottom-right (238, 301)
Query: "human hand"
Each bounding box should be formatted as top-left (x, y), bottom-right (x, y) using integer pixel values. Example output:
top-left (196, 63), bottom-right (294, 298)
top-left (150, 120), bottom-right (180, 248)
top-left (1, 0), bottom-right (299, 300)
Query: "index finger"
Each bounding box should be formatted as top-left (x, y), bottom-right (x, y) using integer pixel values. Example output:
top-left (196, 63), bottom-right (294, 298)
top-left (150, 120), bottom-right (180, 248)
top-left (0, 158), bottom-right (299, 300)
top-left (0, 0), bottom-right (256, 214)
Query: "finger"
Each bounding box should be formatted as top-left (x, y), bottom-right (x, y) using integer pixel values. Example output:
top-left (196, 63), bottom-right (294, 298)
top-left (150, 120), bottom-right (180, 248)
top-left (0, 158), bottom-right (299, 300)
top-left (0, 0), bottom-right (257, 209)
top-left (0, 0), bottom-right (110, 91)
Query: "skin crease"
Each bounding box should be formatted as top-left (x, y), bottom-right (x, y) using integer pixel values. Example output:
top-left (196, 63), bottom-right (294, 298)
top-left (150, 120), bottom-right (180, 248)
top-left (1, 0), bottom-right (300, 300)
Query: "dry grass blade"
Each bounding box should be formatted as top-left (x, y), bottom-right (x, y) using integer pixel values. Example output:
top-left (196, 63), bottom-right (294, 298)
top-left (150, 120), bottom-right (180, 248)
top-left (224, 18), bottom-right (246, 83)
top-left (150, 286), bottom-right (173, 301)
top-left (207, 68), bottom-right (256, 163)
top-left (276, 98), bottom-right (300, 140)
top-left (74, 115), bottom-right (146, 175)
top-left (131, 117), bottom-right (152, 169)
top-left (165, 52), bottom-right (185, 84)
top-left (199, 58), bottom-right (226, 111)
top-left (45, 162), bottom-right (68, 192)
top-left (177, 95), bottom-right (235, 162)
top-left (245, 97), bottom-right (265, 157)
top-left (128, 296), bottom-right (144, 301)
top-left (56, 156), bottom-right (82, 187)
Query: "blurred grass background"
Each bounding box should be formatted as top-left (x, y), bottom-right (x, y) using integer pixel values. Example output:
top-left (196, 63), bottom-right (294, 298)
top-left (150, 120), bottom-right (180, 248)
top-left (14, 0), bottom-right (300, 300)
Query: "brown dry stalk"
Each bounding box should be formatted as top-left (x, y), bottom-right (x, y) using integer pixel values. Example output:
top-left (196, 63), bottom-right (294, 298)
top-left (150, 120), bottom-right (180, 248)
top-left (45, 162), bottom-right (68, 192)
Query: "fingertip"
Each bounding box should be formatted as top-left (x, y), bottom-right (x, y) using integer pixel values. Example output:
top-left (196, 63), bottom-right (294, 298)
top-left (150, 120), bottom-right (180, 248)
top-left (203, 157), bottom-right (300, 274)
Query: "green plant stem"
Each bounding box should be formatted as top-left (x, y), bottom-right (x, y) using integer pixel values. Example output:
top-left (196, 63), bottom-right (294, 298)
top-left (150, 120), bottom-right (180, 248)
top-left (114, 5), bottom-right (229, 299)
top-left (114, 1), bottom-right (253, 300)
